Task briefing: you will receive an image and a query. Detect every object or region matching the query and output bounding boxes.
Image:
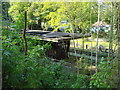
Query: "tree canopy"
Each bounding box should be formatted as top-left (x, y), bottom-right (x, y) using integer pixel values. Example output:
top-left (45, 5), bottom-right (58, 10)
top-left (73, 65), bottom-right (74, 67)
top-left (8, 2), bottom-right (113, 33)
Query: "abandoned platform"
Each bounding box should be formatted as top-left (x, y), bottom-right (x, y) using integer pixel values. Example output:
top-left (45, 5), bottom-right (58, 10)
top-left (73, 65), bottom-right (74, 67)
top-left (26, 30), bottom-right (90, 42)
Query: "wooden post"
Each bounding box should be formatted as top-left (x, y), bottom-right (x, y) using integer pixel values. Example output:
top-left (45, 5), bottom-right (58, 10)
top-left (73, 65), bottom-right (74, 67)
top-left (66, 40), bottom-right (70, 52)
top-left (23, 11), bottom-right (28, 55)
top-left (86, 44), bottom-right (88, 49)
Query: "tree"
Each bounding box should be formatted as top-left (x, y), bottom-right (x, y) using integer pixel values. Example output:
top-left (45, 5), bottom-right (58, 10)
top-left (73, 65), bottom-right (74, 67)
top-left (8, 2), bottom-right (30, 21)
top-left (46, 2), bottom-right (98, 33)
top-left (8, 2), bottom-right (59, 30)
top-left (2, 2), bottom-right (12, 29)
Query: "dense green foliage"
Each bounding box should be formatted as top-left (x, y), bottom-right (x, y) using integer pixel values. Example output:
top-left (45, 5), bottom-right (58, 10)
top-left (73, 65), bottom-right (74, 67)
top-left (2, 28), bottom-right (92, 88)
top-left (89, 58), bottom-right (118, 88)
top-left (2, 2), bottom-right (119, 89)
top-left (2, 32), bottom-right (118, 88)
top-left (8, 2), bottom-right (99, 32)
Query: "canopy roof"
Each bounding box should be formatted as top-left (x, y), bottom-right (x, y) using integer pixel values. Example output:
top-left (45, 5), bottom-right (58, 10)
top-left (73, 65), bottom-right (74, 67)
top-left (26, 30), bottom-right (90, 42)
top-left (92, 21), bottom-right (109, 27)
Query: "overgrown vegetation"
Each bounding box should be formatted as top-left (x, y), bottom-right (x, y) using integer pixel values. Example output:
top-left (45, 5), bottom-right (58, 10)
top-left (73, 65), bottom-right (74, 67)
top-left (2, 28), bottom-right (118, 88)
top-left (2, 29), bottom-right (76, 88)
top-left (2, 1), bottom-right (119, 89)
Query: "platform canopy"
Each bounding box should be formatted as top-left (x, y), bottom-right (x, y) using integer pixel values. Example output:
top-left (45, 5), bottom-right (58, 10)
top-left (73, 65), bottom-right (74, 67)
top-left (26, 30), bottom-right (90, 42)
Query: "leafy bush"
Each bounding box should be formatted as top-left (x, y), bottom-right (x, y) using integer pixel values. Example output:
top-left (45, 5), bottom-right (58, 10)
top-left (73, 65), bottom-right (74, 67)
top-left (89, 58), bottom-right (118, 88)
top-left (71, 74), bottom-right (89, 88)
